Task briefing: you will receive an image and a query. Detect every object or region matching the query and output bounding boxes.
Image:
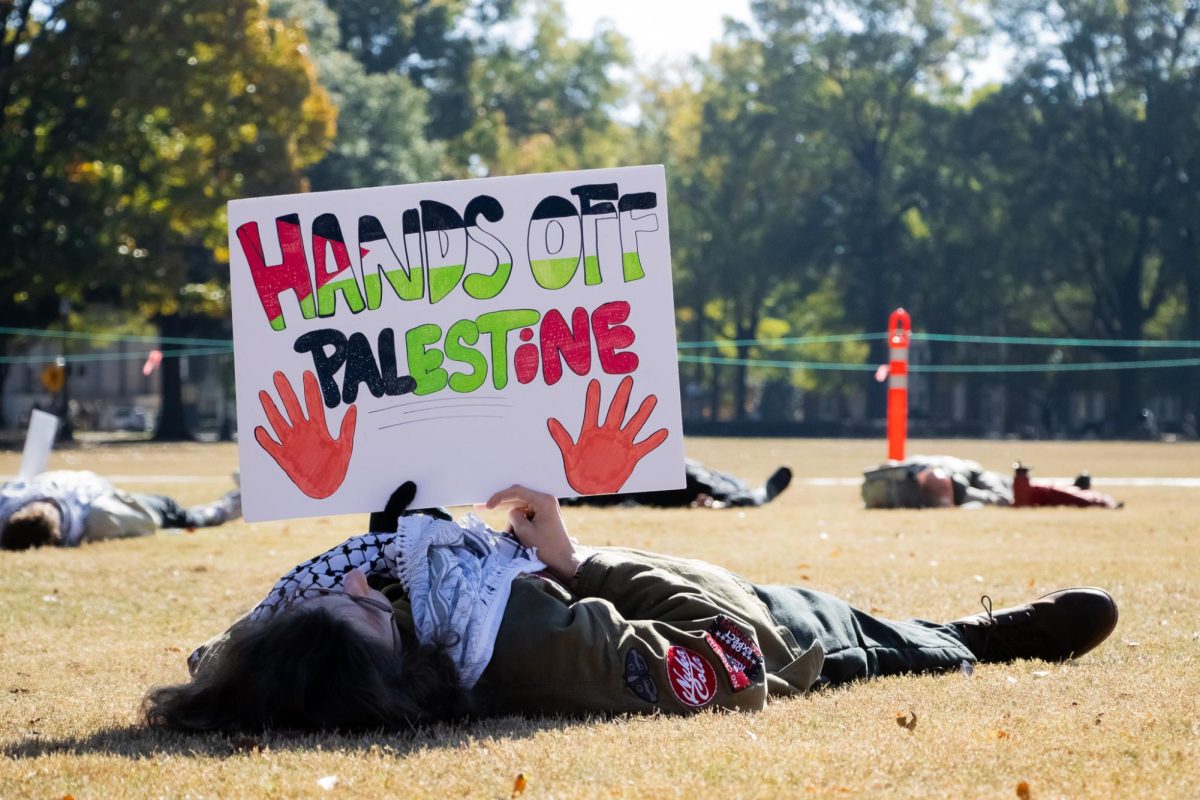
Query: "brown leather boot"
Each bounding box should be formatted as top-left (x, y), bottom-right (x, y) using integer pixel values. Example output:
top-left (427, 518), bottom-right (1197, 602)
top-left (951, 588), bottom-right (1118, 663)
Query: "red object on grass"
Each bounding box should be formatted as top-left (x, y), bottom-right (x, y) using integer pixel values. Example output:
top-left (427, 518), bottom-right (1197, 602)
top-left (1012, 466), bottom-right (1122, 509)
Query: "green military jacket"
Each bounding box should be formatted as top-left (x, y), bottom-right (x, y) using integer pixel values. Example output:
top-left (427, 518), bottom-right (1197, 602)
top-left (472, 547), bottom-right (824, 716)
top-left (192, 546), bottom-right (825, 717)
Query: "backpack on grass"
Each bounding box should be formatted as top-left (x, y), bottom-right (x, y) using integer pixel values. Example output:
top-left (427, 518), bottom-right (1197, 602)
top-left (861, 464), bottom-right (923, 508)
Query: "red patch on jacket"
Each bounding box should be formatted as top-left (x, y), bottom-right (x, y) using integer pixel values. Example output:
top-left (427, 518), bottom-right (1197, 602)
top-left (705, 633), bottom-right (750, 691)
top-left (707, 616), bottom-right (764, 687)
top-left (666, 645), bottom-right (717, 707)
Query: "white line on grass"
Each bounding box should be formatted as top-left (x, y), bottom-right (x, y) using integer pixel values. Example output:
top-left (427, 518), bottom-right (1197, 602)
top-left (804, 477), bottom-right (1200, 487)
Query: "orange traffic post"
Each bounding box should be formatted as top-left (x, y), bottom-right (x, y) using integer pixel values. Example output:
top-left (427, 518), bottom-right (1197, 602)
top-left (886, 308), bottom-right (911, 461)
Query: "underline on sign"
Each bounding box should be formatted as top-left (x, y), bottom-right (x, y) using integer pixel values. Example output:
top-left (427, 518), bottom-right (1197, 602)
top-left (378, 414), bottom-right (506, 429)
top-left (369, 396), bottom-right (508, 413)
top-left (402, 402), bottom-right (513, 414)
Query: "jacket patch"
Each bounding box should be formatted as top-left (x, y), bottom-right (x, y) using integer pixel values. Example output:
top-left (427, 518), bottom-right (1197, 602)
top-left (707, 616), bottom-right (764, 686)
top-left (623, 648), bottom-right (659, 704)
top-left (705, 633), bottom-right (750, 691)
top-left (665, 645), bottom-right (717, 707)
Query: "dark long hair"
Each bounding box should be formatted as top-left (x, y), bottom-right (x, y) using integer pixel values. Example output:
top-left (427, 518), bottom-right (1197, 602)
top-left (143, 606), bottom-right (472, 732)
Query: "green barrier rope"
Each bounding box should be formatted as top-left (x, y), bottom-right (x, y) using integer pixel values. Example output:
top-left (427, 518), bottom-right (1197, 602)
top-left (4, 324), bottom-right (1200, 349)
top-left (912, 332), bottom-right (1200, 348)
top-left (3, 326), bottom-right (1199, 372)
top-left (679, 354), bottom-right (1200, 373)
top-left (679, 332), bottom-right (1200, 349)
top-left (677, 332), bottom-right (886, 348)
top-left (916, 357), bottom-right (1200, 373)
top-left (0, 346), bottom-right (232, 366)
top-left (679, 355), bottom-right (878, 371)
top-left (0, 326), bottom-right (229, 347)
top-left (8, 347), bottom-right (1193, 372)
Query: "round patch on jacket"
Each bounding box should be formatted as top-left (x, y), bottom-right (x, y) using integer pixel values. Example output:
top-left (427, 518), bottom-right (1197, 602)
top-left (665, 645), bottom-right (717, 707)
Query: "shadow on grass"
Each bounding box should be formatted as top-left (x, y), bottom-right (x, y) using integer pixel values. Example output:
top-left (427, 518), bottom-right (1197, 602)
top-left (3, 715), bottom-right (589, 760)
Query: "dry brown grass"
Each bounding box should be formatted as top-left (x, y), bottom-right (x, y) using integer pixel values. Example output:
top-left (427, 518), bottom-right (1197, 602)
top-left (1, 438), bottom-right (1198, 799)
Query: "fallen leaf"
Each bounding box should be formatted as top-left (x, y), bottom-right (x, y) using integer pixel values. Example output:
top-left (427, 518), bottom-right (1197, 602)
top-left (511, 773), bottom-right (528, 798)
top-left (895, 710), bottom-right (917, 731)
top-left (1027, 578), bottom-right (1036, 588)
top-left (1125, 640), bottom-right (1140, 648)
top-left (316, 775), bottom-right (338, 791)
top-left (62, 795), bottom-right (75, 800)
top-left (1016, 779), bottom-right (1031, 799)
top-left (991, 729), bottom-right (1009, 739)
top-left (165, 646), bottom-right (183, 653)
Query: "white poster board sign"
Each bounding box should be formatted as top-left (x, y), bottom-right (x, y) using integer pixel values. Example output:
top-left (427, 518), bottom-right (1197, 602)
top-left (18, 409), bottom-right (59, 479)
top-left (228, 165), bottom-right (685, 522)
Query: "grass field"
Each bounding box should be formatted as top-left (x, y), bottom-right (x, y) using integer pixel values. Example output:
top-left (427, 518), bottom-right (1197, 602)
top-left (1, 438), bottom-right (1197, 799)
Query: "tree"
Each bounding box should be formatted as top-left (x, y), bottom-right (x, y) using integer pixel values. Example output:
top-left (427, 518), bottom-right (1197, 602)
top-left (636, 3), bottom-right (979, 421)
top-left (978, 0), bottom-right (1200, 429)
top-left (754, 0), bottom-right (983, 416)
top-left (271, 0), bottom-right (444, 191)
top-left (1, 0), bottom-right (336, 438)
top-left (449, 0), bottom-right (633, 176)
top-left (320, 0), bottom-right (514, 142)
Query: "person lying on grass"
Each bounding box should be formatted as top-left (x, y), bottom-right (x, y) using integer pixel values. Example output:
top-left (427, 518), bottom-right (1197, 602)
top-left (144, 482), bottom-right (1118, 731)
top-left (1, 469), bottom-right (242, 551)
top-left (560, 458), bottom-right (792, 509)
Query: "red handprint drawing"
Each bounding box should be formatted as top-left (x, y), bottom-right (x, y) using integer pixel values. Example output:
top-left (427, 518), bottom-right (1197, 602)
top-left (254, 370), bottom-right (357, 499)
top-left (547, 376), bottom-right (669, 495)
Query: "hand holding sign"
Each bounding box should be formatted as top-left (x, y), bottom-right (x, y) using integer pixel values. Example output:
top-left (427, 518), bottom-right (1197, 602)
top-left (548, 376), bottom-right (668, 495)
top-left (254, 370), bottom-right (357, 499)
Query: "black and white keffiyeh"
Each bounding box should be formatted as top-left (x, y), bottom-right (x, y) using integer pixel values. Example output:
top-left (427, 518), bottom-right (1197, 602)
top-left (246, 513), bottom-right (544, 687)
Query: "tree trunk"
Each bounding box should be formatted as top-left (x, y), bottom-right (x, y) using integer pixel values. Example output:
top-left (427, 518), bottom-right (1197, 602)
top-left (1113, 275), bottom-right (1148, 437)
top-left (733, 317), bottom-right (756, 422)
top-left (0, 360), bottom-right (8, 429)
top-left (154, 314), bottom-right (194, 441)
top-left (1184, 249), bottom-right (1200, 424)
top-left (707, 361), bottom-right (722, 422)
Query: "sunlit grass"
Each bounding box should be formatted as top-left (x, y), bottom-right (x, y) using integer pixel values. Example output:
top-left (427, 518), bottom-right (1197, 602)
top-left (1, 438), bottom-right (1197, 798)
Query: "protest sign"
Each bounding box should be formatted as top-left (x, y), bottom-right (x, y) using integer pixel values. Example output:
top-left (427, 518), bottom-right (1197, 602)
top-left (18, 409), bottom-right (59, 479)
top-left (228, 165), bottom-right (685, 522)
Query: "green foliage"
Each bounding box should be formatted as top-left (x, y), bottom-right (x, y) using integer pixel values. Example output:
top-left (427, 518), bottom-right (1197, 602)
top-left (642, 0), bottom-right (1199, 424)
top-left (1, 0), bottom-right (336, 326)
top-left (4, 0), bottom-right (1199, 429)
top-left (448, 0), bottom-right (633, 175)
top-left (270, 0), bottom-right (444, 190)
top-left (968, 0), bottom-right (1200, 419)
